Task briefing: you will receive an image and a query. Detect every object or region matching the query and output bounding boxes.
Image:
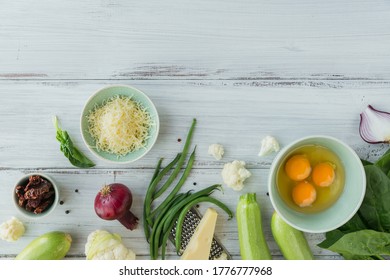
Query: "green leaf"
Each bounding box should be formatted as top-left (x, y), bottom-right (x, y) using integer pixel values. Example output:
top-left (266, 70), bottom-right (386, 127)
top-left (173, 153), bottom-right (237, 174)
top-left (359, 165), bottom-right (390, 232)
top-left (53, 116), bottom-right (95, 168)
top-left (341, 253), bottom-right (377, 260)
top-left (361, 159), bottom-right (373, 166)
top-left (326, 230), bottom-right (390, 258)
top-left (375, 148), bottom-right (390, 174)
top-left (317, 230), bottom-right (345, 249)
top-left (318, 150), bottom-right (390, 260)
top-left (338, 213), bottom-right (368, 233)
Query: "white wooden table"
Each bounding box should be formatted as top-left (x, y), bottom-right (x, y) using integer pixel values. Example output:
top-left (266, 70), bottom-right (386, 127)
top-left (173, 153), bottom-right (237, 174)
top-left (1, 0), bottom-right (390, 260)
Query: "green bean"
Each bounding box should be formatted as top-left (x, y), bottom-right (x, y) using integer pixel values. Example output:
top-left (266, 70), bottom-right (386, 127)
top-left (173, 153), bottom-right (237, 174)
top-left (175, 196), bottom-right (233, 253)
top-left (161, 215), bottom-right (180, 260)
top-left (144, 118), bottom-right (200, 259)
top-left (144, 153), bottom-right (181, 227)
top-left (143, 157), bottom-right (163, 241)
top-left (151, 211), bottom-right (173, 259)
top-left (150, 118), bottom-right (196, 202)
top-left (150, 185), bottom-right (218, 259)
top-left (151, 158), bottom-right (164, 183)
top-left (150, 146), bottom-right (196, 218)
top-left (149, 193), bottom-right (189, 259)
top-left (162, 184), bottom-right (222, 233)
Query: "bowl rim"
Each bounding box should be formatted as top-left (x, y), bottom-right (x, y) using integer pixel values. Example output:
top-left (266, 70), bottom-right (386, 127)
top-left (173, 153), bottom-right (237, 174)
top-left (13, 173), bottom-right (59, 219)
top-left (80, 84), bottom-right (160, 164)
top-left (268, 135), bottom-right (366, 233)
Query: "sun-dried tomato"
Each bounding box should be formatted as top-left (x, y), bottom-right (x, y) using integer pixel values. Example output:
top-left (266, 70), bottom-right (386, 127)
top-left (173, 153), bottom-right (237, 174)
top-left (15, 175), bottom-right (55, 214)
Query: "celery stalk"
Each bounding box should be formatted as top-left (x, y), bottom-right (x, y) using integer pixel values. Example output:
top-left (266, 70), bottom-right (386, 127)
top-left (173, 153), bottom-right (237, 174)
top-left (236, 193), bottom-right (272, 260)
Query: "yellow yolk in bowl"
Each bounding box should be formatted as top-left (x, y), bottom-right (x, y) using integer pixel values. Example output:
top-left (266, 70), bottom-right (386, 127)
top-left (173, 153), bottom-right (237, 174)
top-left (285, 155), bottom-right (311, 181)
top-left (277, 145), bottom-right (345, 213)
top-left (292, 181), bottom-right (317, 207)
top-left (312, 162), bottom-right (335, 187)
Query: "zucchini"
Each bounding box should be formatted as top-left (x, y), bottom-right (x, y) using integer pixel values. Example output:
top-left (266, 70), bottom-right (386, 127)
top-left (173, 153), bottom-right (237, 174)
top-left (271, 211), bottom-right (314, 260)
top-left (16, 231), bottom-right (72, 260)
top-left (236, 193), bottom-right (272, 260)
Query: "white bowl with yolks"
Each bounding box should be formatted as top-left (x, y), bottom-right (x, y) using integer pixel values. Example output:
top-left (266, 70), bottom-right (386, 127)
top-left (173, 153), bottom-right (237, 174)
top-left (268, 135), bottom-right (366, 233)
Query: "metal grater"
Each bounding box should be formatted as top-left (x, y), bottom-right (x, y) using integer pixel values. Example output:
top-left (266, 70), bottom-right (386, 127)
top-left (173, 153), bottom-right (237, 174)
top-left (169, 207), bottom-right (232, 260)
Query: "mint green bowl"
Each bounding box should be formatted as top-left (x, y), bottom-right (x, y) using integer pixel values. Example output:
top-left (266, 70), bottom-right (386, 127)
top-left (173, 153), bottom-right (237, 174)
top-left (80, 85), bottom-right (160, 164)
top-left (268, 135), bottom-right (366, 233)
top-left (13, 173), bottom-right (59, 219)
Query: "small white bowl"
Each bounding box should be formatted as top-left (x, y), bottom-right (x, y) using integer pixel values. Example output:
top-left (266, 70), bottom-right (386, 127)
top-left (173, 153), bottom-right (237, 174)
top-left (13, 173), bottom-right (59, 219)
top-left (80, 85), bottom-right (160, 164)
top-left (268, 135), bottom-right (366, 233)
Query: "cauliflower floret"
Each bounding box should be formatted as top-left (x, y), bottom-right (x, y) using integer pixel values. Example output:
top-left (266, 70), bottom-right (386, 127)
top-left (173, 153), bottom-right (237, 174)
top-left (91, 242), bottom-right (136, 260)
top-left (0, 217), bottom-right (25, 242)
top-left (221, 160), bottom-right (251, 191)
top-left (208, 143), bottom-right (224, 160)
top-left (85, 230), bottom-right (136, 260)
top-left (258, 135), bottom-right (280, 157)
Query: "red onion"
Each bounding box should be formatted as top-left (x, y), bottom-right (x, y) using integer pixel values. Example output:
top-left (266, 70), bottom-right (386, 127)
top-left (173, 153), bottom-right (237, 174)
top-left (94, 183), bottom-right (138, 230)
top-left (360, 105), bottom-right (390, 144)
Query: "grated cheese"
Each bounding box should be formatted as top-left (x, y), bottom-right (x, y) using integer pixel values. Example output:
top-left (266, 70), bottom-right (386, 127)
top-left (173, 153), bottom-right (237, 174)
top-left (87, 95), bottom-right (152, 156)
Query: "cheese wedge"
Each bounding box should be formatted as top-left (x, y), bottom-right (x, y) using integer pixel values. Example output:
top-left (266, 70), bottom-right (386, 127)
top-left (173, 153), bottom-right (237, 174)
top-left (180, 208), bottom-right (218, 260)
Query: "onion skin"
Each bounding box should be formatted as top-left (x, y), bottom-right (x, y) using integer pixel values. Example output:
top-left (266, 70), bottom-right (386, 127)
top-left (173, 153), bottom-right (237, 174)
top-left (359, 105), bottom-right (390, 144)
top-left (94, 183), bottom-right (138, 230)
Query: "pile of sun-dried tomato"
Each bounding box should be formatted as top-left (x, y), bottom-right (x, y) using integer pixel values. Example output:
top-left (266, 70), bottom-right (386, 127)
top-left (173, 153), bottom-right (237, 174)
top-left (15, 175), bottom-right (55, 214)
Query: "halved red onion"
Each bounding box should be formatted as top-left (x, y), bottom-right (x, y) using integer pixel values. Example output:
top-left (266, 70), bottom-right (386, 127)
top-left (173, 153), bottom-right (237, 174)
top-left (359, 105), bottom-right (390, 144)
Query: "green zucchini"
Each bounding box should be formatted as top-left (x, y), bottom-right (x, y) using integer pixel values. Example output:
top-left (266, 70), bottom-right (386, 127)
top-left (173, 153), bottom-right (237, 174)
top-left (236, 193), bottom-right (272, 260)
top-left (271, 211), bottom-right (314, 260)
top-left (16, 231), bottom-right (72, 260)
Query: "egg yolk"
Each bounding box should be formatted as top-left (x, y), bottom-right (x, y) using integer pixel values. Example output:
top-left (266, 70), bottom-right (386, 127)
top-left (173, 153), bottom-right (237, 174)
top-left (292, 181), bottom-right (317, 207)
top-left (285, 154), bottom-right (311, 181)
top-left (312, 162), bottom-right (335, 187)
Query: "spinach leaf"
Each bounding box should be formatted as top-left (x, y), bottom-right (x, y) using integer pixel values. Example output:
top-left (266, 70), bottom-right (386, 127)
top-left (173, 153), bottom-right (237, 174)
top-left (317, 230), bottom-right (345, 249)
top-left (375, 148), bottom-right (390, 174)
top-left (359, 165), bottom-right (390, 232)
top-left (53, 116), bottom-right (95, 168)
top-left (318, 150), bottom-right (390, 259)
top-left (338, 213), bottom-right (367, 233)
top-left (361, 159), bottom-right (373, 166)
top-left (326, 230), bottom-right (390, 258)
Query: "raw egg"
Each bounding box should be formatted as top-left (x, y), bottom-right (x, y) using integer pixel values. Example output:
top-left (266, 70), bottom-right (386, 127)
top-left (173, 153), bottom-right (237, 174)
top-left (276, 144), bottom-right (345, 213)
top-left (285, 154), bottom-right (311, 181)
top-left (312, 162), bottom-right (335, 187)
top-left (292, 181), bottom-right (317, 207)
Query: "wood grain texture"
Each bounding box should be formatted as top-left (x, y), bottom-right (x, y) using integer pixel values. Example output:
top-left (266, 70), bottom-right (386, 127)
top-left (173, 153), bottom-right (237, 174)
top-left (0, 80), bottom-right (388, 260)
top-left (1, 0), bottom-right (389, 261)
top-left (0, 80), bottom-right (389, 170)
top-left (0, 0), bottom-right (390, 80)
top-left (0, 169), bottom-right (339, 259)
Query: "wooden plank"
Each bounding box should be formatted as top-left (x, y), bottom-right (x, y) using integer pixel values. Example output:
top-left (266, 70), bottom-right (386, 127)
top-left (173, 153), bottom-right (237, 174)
top-left (0, 0), bottom-right (389, 80)
top-left (0, 80), bottom-right (389, 169)
top-left (0, 169), bottom-right (339, 259)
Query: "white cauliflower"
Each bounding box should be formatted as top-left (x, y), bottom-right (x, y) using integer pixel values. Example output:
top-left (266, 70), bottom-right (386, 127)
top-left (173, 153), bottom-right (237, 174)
top-left (221, 160), bottom-right (251, 191)
top-left (258, 135), bottom-right (280, 157)
top-left (208, 143), bottom-right (224, 160)
top-left (0, 217), bottom-right (25, 242)
top-left (85, 230), bottom-right (136, 260)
